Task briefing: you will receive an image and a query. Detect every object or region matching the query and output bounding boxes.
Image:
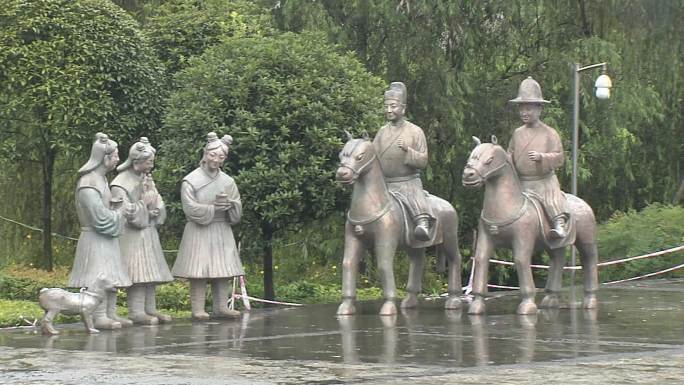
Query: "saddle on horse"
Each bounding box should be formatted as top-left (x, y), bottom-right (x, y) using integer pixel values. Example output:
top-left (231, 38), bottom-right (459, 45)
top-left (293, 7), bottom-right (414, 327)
top-left (526, 192), bottom-right (576, 250)
top-left (391, 190), bottom-right (444, 249)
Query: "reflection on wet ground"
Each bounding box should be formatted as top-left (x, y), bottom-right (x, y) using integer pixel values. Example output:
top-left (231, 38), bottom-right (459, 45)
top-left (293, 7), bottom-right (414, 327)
top-left (1, 279), bottom-right (683, 383)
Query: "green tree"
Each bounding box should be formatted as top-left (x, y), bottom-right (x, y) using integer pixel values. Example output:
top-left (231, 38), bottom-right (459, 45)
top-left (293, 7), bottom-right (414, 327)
top-left (0, 0), bottom-right (166, 270)
top-left (158, 32), bottom-right (384, 299)
top-left (142, 0), bottom-right (271, 76)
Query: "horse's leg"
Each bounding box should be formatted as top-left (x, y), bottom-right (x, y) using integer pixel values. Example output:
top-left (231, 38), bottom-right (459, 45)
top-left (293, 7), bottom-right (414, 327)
top-left (468, 221), bottom-right (493, 315)
top-left (400, 247), bottom-right (425, 309)
top-left (513, 236), bottom-right (538, 315)
top-left (577, 241), bottom-right (599, 309)
top-left (375, 233), bottom-right (399, 316)
top-left (540, 247), bottom-right (565, 308)
top-left (337, 227), bottom-right (365, 315)
top-left (443, 233), bottom-right (463, 310)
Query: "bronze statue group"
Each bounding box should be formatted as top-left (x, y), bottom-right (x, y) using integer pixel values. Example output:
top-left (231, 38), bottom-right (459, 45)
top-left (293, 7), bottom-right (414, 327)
top-left (43, 77), bottom-right (599, 334)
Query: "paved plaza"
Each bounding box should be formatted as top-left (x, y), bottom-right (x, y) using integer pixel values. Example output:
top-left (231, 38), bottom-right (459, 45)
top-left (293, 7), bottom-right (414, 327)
top-left (1, 279), bottom-right (683, 384)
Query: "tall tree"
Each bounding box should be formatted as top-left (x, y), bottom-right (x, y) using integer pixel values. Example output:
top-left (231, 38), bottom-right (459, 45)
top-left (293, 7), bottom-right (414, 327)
top-left (0, 0), bottom-right (166, 270)
top-left (157, 33), bottom-right (384, 299)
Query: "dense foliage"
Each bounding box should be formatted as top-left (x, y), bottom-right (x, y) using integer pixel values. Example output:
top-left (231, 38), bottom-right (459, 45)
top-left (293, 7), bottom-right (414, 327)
top-left (0, 0), bottom-right (166, 269)
top-left (157, 32), bottom-right (384, 298)
top-left (597, 204), bottom-right (684, 283)
top-left (142, 0), bottom-right (270, 75)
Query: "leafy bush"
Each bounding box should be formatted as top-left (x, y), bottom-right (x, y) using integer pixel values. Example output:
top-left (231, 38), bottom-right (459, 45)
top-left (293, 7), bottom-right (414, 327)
top-left (143, 0), bottom-right (270, 75)
top-left (0, 265), bottom-right (69, 301)
top-left (155, 280), bottom-right (191, 311)
top-left (0, 0), bottom-right (166, 269)
top-left (597, 204), bottom-right (684, 282)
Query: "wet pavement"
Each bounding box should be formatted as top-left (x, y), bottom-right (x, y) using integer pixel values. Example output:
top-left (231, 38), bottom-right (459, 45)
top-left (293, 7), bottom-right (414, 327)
top-left (1, 279), bottom-right (683, 384)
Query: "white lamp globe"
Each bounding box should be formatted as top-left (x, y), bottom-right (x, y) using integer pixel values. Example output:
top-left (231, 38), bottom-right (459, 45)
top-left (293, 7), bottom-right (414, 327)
top-left (595, 74), bottom-right (612, 100)
top-left (595, 87), bottom-right (610, 99)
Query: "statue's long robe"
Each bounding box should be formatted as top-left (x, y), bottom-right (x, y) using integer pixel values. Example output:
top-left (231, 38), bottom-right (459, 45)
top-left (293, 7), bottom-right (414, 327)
top-left (372, 120), bottom-right (434, 220)
top-left (507, 122), bottom-right (566, 219)
top-left (69, 173), bottom-right (132, 288)
top-left (171, 167), bottom-right (244, 279)
top-left (111, 170), bottom-right (172, 284)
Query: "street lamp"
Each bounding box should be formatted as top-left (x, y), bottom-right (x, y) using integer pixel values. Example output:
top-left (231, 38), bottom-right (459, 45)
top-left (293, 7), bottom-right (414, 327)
top-left (570, 62), bottom-right (612, 287)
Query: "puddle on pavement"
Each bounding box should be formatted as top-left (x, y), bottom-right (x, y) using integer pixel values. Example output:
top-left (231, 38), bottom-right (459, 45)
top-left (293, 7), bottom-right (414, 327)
top-left (1, 280), bottom-right (683, 368)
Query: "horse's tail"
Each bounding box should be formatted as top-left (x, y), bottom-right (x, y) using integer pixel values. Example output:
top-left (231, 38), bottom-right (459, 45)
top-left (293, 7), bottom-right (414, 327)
top-left (435, 240), bottom-right (462, 273)
top-left (436, 246), bottom-right (447, 273)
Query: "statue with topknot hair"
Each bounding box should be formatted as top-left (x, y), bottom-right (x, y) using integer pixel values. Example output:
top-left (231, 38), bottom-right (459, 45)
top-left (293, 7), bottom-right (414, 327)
top-left (111, 137), bottom-right (173, 325)
top-left (69, 133), bottom-right (133, 330)
top-left (171, 132), bottom-right (244, 320)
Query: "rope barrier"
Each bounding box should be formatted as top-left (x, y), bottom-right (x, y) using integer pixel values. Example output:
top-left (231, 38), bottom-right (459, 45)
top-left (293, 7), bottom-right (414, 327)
top-left (487, 245), bottom-right (683, 271)
top-left (597, 245), bottom-right (684, 267)
top-left (0, 214), bottom-right (79, 241)
top-left (476, 263), bottom-right (684, 291)
top-left (230, 294), bottom-right (303, 307)
top-left (463, 244), bottom-right (683, 292)
top-left (602, 263), bottom-right (684, 285)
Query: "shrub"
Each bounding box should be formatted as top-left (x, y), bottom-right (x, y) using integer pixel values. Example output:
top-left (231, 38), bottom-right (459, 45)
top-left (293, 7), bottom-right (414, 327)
top-left (0, 265), bottom-right (69, 301)
top-left (598, 203), bottom-right (684, 282)
top-left (143, 0), bottom-right (270, 75)
top-left (0, 0), bottom-right (166, 269)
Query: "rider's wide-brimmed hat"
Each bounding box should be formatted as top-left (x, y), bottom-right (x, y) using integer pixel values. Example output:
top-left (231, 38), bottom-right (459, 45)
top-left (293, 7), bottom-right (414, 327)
top-left (509, 76), bottom-right (550, 104)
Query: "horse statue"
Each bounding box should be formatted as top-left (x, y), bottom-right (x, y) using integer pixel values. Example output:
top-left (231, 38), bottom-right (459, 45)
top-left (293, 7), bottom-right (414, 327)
top-left (335, 132), bottom-right (462, 315)
top-left (461, 136), bottom-right (599, 315)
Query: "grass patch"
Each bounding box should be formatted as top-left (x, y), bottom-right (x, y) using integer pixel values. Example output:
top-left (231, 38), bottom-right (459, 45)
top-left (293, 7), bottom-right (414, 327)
top-left (0, 299), bottom-right (80, 328)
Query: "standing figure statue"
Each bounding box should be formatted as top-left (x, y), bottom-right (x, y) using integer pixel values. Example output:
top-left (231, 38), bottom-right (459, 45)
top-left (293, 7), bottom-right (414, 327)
top-left (507, 77), bottom-right (567, 239)
top-left (172, 132), bottom-right (243, 320)
top-left (111, 137), bottom-right (173, 325)
top-left (373, 82), bottom-right (434, 241)
top-left (69, 133), bottom-right (133, 329)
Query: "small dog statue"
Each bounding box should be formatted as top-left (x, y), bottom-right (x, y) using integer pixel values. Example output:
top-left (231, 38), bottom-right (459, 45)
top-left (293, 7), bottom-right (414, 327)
top-left (38, 273), bottom-right (115, 335)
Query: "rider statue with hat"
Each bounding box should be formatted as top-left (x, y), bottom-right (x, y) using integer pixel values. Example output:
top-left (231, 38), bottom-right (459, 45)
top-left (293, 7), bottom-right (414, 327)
top-left (372, 82), bottom-right (434, 242)
top-left (507, 76), bottom-right (568, 239)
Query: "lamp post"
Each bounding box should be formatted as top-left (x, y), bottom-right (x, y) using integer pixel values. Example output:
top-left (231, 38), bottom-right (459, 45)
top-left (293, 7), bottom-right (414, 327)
top-left (570, 62), bottom-right (612, 288)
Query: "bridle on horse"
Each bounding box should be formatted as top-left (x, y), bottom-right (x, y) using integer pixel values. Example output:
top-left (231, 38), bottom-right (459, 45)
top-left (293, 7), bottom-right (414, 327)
top-left (339, 139), bottom-right (393, 227)
top-left (469, 151), bottom-right (528, 233)
top-left (465, 155), bottom-right (509, 181)
top-left (338, 140), bottom-right (377, 184)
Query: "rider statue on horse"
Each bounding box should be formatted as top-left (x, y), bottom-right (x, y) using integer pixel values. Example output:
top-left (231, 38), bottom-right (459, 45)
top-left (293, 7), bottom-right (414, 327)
top-left (507, 77), bottom-right (568, 239)
top-left (373, 82), bottom-right (434, 242)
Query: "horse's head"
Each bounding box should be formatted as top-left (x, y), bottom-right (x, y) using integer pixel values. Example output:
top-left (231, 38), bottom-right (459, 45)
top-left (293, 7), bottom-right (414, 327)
top-left (462, 135), bottom-right (509, 188)
top-left (336, 130), bottom-right (376, 185)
